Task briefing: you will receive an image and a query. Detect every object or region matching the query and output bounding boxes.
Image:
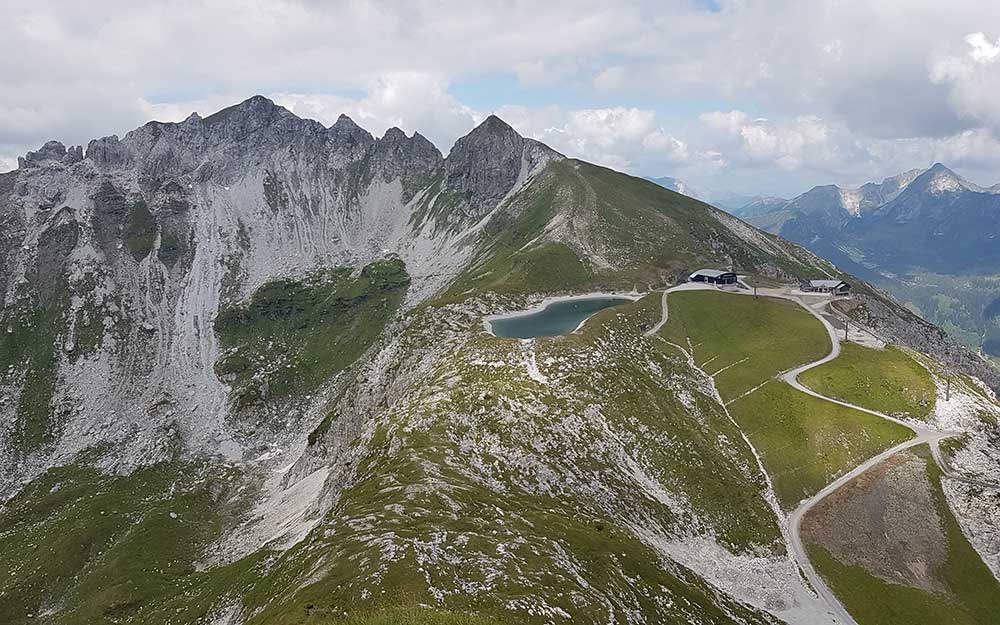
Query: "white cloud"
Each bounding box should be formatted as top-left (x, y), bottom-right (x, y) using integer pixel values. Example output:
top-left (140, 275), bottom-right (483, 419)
top-left (5, 1), bottom-right (1000, 195)
top-left (700, 110), bottom-right (749, 135)
top-left (700, 110), bottom-right (832, 171)
top-left (592, 66), bottom-right (626, 91)
top-left (865, 127), bottom-right (1000, 174)
top-left (141, 94), bottom-right (253, 124)
top-left (965, 32), bottom-right (1000, 63)
top-left (567, 108), bottom-right (657, 147)
top-left (930, 32), bottom-right (1000, 133)
top-left (642, 131), bottom-right (688, 161)
top-left (274, 73), bottom-right (481, 151)
top-left (498, 104), bottom-right (690, 173)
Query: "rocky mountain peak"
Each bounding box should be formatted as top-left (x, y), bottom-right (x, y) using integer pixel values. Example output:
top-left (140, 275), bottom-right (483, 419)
top-left (330, 113), bottom-right (365, 132)
top-left (327, 113), bottom-right (374, 149)
top-left (371, 127), bottom-right (444, 194)
top-left (480, 113), bottom-right (517, 133)
top-left (843, 170), bottom-right (919, 216)
top-left (380, 126), bottom-right (408, 143)
top-left (460, 115), bottom-right (523, 149)
top-left (202, 95), bottom-right (285, 125)
top-left (442, 115), bottom-right (528, 219)
top-left (907, 162), bottom-right (976, 195)
top-left (18, 140), bottom-right (83, 169)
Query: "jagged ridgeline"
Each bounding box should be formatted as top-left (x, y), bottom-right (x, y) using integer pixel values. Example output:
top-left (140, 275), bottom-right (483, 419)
top-left (1, 96), bottom-right (998, 625)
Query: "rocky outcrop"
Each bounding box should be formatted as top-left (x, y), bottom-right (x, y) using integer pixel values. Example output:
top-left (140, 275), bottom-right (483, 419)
top-left (371, 127), bottom-right (443, 201)
top-left (442, 115), bottom-right (560, 222)
top-left (0, 97), bottom-right (563, 497)
top-left (17, 141), bottom-right (83, 168)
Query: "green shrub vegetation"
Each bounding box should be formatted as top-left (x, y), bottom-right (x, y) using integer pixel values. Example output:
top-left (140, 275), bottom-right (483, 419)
top-left (0, 461), bottom-right (251, 625)
top-left (0, 307), bottom-right (61, 453)
top-left (799, 343), bottom-right (936, 420)
top-left (215, 258), bottom-right (409, 412)
top-left (122, 199), bottom-right (157, 262)
top-left (338, 607), bottom-right (512, 625)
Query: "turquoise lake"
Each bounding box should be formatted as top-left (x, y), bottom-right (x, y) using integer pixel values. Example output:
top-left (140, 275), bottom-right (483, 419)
top-left (487, 296), bottom-right (635, 339)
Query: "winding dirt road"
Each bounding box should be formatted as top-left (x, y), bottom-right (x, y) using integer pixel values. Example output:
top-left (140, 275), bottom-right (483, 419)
top-left (647, 282), bottom-right (977, 625)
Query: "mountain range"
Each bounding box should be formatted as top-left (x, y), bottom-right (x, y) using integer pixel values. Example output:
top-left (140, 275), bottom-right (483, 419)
top-left (718, 164), bottom-right (1000, 358)
top-left (645, 176), bottom-right (762, 213)
top-left (3, 96), bottom-right (1000, 625)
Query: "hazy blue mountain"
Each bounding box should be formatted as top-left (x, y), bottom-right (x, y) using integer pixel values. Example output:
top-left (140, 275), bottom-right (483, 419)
top-left (743, 164), bottom-right (1000, 355)
top-left (645, 175), bottom-right (702, 199)
top-left (646, 176), bottom-right (778, 214)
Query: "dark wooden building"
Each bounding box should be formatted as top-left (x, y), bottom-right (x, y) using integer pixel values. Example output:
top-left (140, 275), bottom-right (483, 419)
top-left (689, 269), bottom-right (738, 285)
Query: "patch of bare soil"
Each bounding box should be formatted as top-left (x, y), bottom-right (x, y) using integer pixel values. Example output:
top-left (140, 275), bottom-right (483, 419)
top-left (802, 449), bottom-right (948, 593)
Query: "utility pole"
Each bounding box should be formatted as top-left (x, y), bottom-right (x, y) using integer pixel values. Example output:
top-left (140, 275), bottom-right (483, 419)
top-left (844, 320), bottom-right (849, 341)
top-left (946, 378), bottom-right (952, 402)
top-left (754, 286), bottom-right (758, 299)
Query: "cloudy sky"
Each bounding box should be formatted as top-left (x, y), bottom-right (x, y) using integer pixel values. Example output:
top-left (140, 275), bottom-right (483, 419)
top-left (4, 0), bottom-right (1000, 198)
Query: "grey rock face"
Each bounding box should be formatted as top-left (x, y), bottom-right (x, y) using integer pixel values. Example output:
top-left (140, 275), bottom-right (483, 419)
top-left (372, 128), bottom-right (443, 200)
top-left (19, 141), bottom-right (70, 168)
top-left (0, 96), bottom-right (561, 496)
top-left (327, 113), bottom-right (375, 150)
top-left (86, 135), bottom-right (131, 169)
top-left (17, 140), bottom-right (83, 168)
top-left (426, 115), bottom-right (563, 228)
top-left (443, 115), bottom-right (541, 221)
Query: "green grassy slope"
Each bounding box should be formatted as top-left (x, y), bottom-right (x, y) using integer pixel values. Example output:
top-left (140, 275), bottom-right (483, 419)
top-left (661, 290), bottom-right (830, 400)
top-left (727, 381), bottom-right (911, 508)
top-left (0, 461), bottom-right (250, 625)
top-left (444, 159), bottom-right (836, 302)
top-left (576, 162), bottom-right (831, 280)
top-left (237, 296), bottom-right (782, 625)
top-left (661, 289), bottom-right (911, 508)
top-left (339, 608), bottom-right (512, 625)
top-left (799, 343), bottom-right (936, 420)
top-left (806, 447), bottom-right (1000, 625)
top-left (215, 258), bottom-right (409, 414)
top-left (0, 308), bottom-right (61, 453)
top-left (1, 296), bottom-right (783, 625)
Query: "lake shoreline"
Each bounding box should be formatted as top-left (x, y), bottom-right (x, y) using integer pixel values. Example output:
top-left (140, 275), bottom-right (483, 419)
top-left (484, 291), bottom-right (646, 338)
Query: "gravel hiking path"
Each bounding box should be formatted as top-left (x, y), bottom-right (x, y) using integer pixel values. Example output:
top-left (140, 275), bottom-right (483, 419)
top-left (648, 281), bottom-right (995, 625)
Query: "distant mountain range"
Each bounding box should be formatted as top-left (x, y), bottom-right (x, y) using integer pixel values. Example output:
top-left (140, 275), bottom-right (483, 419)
top-left (644, 175), bottom-right (701, 200)
top-left (724, 164), bottom-right (1000, 357)
top-left (645, 176), bottom-right (761, 212)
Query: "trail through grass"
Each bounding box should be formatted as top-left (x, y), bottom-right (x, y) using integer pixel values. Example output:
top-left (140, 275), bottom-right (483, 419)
top-left (661, 290), bottom-right (830, 401)
top-left (727, 381), bottom-right (911, 509)
top-left (799, 343), bottom-right (936, 420)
